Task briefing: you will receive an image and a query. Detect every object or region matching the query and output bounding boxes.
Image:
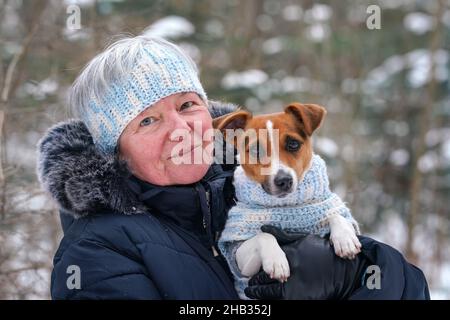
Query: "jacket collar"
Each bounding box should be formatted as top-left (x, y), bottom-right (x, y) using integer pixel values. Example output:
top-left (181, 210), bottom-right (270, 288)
top-left (37, 101), bottom-right (238, 219)
top-left (127, 164), bottom-right (234, 241)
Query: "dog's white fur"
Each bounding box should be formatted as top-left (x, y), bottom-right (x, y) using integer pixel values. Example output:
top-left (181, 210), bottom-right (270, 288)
top-left (235, 121), bottom-right (361, 282)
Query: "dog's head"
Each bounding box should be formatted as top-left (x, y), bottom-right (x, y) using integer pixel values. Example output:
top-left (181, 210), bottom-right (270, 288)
top-left (213, 102), bottom-right (326, 197)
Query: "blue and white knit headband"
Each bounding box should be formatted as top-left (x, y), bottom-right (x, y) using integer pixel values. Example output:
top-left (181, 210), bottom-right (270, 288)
top-left (79, 38), bottom-right (207, 155)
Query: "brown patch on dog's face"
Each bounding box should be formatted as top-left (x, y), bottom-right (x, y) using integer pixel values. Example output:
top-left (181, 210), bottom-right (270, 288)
top-left (270, 114), bottom-right (313, 182)
top-left (276, 102), bottom-right (327, 181)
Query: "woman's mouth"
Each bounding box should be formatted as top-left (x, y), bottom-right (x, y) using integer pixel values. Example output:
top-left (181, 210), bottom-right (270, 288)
top-left (168, 144), bottom-right (202, 160)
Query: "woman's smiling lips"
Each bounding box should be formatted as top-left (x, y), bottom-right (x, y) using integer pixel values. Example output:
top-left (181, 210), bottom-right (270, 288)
top-left (167, 144), bottom-right (203, 160)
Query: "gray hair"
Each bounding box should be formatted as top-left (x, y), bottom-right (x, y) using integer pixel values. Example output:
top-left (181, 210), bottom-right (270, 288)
top-left (68, 35), bottom-right (199, 118)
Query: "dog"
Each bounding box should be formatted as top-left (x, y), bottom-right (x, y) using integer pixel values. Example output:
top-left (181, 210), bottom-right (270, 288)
top-left (215, 102), bottom-right (361, 296)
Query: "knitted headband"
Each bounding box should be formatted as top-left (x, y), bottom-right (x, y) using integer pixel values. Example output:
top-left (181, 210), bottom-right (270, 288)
top-left (77, 37), bottom-right (207, 155)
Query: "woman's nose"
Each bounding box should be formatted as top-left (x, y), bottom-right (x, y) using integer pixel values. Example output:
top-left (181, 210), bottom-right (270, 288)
top-left (166, 111), bottom-right (192, 140)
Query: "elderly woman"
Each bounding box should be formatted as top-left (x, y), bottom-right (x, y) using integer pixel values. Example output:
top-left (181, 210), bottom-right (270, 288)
top-left (38, 36), bottom-right (239, 299)
top-left (38, 36), bottom-right (429, 300)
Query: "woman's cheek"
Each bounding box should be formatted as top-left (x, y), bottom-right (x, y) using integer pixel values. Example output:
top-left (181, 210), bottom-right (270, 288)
top-left (202, 116), bottom-right (213, 141)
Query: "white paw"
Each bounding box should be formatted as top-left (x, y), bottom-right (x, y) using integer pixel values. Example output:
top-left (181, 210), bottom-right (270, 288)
top-left (330, 226), bottom-right (361, 259)
top-left (260, 244), bottom-right (290, 282)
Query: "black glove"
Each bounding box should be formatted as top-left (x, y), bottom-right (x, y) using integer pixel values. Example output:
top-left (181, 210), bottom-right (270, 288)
top-left (259, 225), bottom-right (309, 245)
top-left (244, 225), bottom-right (367, 300)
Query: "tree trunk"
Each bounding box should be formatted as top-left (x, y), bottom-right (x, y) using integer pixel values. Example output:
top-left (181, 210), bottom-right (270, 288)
top-left (406, 0), bottom-right (444, 264)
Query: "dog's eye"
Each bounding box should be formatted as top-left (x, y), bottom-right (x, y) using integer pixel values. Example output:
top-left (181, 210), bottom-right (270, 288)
top-left (286, 137), bottom-right (301, 152)
top-left (249, 143), bottom-right (259, 159)
top-left (248, 142), bottom-right (266, 161)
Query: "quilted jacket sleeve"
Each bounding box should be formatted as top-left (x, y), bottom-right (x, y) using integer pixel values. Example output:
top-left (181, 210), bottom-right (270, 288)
top-left (51, 237), bottom-right (162, 300)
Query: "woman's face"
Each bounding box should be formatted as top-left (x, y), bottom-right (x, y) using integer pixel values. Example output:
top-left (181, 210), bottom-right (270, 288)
top-left (119, 92), bottom-right (214, 186)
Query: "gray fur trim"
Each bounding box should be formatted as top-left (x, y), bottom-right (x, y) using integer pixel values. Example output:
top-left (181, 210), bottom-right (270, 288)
top-left (208, 100), bottom-right (239, 119)
top-left (37, 101), bottom-right (238, 218)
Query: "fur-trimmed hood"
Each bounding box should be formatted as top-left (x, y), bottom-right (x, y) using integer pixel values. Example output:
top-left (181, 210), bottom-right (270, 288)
top-left (37, 101), bottom-right (238, 219)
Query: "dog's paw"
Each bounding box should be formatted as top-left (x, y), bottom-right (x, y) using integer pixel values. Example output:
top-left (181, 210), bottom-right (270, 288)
top-left (260, 244), bottom-right (290, 282)
top-left (328, 214), bottom-right (362, 259)
top-left (330, 216), bottom-right (361, 259)
top-left (330, 227), bottom-right (361, 259)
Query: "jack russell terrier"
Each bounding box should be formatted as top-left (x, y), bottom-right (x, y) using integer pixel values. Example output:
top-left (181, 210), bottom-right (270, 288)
top-left (215, 102), bottom-right (361, 299)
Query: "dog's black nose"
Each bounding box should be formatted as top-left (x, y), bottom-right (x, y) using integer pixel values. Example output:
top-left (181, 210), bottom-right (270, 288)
top-left (274, 173), bottom-right (293, 192)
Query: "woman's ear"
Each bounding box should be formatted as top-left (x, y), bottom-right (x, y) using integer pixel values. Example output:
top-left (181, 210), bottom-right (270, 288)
top-left (284, 103), bottom-right (327, 136)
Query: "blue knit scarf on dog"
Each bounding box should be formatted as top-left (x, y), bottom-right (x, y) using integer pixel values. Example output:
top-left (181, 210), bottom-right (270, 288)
top-left (218, 153), bottom-right (360, 299)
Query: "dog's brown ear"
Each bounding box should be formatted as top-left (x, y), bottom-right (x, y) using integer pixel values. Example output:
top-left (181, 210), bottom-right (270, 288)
top-left (213, 109), bottom-right (252, 147)
top-left (213, 109), bottom-right (252, 131)
top-left (284, 103), bottom-right (326, 136)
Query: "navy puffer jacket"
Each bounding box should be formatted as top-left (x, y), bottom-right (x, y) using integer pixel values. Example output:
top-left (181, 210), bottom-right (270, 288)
top-left (37, 101), bottom-right (240, 299)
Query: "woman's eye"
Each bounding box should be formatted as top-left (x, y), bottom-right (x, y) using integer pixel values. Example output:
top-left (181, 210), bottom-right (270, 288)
top-left (140, 117), bottom-right (156, 127)
top-left (180, 101), bottom-right (195, 110)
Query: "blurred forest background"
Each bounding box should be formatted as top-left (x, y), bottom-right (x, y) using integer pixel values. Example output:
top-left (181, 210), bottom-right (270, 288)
top-left (0, 0), bottom-right (449, 299)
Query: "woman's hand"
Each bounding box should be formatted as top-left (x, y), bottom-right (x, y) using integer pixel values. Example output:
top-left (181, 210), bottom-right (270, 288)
top-left (244, 225), bottom-right (309, 299)
top-left (244, 225), bottom-right (359, 300)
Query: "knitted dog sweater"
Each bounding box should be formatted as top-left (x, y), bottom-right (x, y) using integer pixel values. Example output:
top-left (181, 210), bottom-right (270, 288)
top-left (218, 154), bottom-right (360, 299)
